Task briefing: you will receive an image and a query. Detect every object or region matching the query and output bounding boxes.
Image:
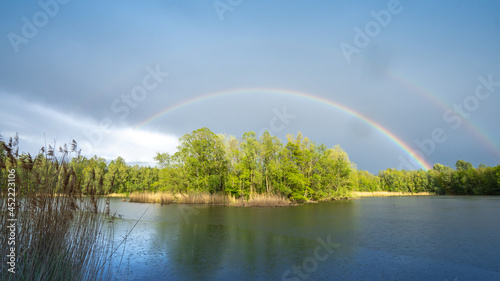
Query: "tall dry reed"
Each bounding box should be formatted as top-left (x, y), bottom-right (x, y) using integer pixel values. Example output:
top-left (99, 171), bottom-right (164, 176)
top-left (352, 191), bottom-right (434, 197)
top-left (129, 192), bottom-right (176, 204)
top-left (0, 135), bottom-right (115, 281)
top-left (129, 191), bottom-right (292, 207)
top-left (236, 193), bottom-right (291, 207)
top-left (105, 193), bottom-right (128, 198)
top-left (129, 191), bottom-right (236, 205)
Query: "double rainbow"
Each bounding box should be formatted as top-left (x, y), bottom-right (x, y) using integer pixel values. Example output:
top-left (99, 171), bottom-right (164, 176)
top-left (135, 88), bottom-right (434, 170)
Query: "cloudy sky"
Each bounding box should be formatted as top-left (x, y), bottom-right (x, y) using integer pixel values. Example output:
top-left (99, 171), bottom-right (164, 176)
top-left (1, 0), bottom-right (499, 173)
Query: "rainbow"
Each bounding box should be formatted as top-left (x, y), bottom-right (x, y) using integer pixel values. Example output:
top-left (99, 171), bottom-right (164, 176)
top-left (135, 88), bottom-right (434, 170)
top-left (68, 41), bottom-right (500, 160)
top-left (290, 40), bottom-right (500, 158)
top-left (387, 70), bottom-right (500, 159)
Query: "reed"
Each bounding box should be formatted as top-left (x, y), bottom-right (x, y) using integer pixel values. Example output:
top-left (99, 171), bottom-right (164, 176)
top-left (105, 193), bottom-right (128, 198)
top-left (0, 136), bottom-right (115, 281)
top-left (129, 191), bottom-right (176, 204)
top-left (177, 192), bottom-right (236, 205)
top-left (129, 191), bottom-right (236, 205)
top-left (235, 193), bottom-right (292, 207)
top-left (352, 191), bottom-right (435, 197)
top-left (128, 191), bottom-right (292, 207)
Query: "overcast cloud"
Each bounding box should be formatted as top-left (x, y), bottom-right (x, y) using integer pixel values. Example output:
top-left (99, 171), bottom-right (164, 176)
top-left (1, 0), bottom-right (499, 172)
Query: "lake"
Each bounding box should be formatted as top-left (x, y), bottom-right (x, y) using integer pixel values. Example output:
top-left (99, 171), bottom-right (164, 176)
top-left (105, 196), bottom-right (500, 280)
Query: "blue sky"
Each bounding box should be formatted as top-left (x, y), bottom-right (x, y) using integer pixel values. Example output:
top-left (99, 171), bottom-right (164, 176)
top-left (1, 0), bottom-right (499, 172)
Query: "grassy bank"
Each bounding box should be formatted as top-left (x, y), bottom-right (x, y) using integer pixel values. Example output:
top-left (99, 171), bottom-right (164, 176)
top-left (352, 191), bottom-right (435, 197)
top-left (128, 191), bottom-right (292, 207)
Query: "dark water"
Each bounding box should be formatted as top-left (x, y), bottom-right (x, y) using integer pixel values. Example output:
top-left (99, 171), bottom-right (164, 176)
top-left (106, 196), bottom-right (500, 281)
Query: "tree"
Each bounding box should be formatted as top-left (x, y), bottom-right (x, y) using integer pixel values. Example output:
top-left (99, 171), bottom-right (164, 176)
top-left (356, 170), bottom-right (380, 191)
top-left (259, 130), bottom-right (282, 194)
top-left (222, 134), bottom-right (242, 196)
top-left (330, 145), bottom-right (353, 192)
top-left (177, 128), bottom-right (227, 193)
top-left (455, 160), bottom-right (473, 171)
top-left (154, 152), bottom-right (173, 169)
top-left (104, 156), bottom-right (128, 193)
top-left (240, 131), bottom-right (262, 196)
top-left (282, 133), bottom-right (310, 201)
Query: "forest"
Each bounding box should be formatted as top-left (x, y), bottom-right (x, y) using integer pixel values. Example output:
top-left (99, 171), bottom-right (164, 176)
top-left (1, 128), bottom-right (500, 202)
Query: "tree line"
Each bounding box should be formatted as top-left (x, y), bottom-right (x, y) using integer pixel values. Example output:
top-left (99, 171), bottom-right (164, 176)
top-left (1, 128), bottom-right (500, 202)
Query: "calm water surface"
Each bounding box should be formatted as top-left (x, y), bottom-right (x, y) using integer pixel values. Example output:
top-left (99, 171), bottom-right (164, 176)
top-left (106, 196), bottom-right (500, 280)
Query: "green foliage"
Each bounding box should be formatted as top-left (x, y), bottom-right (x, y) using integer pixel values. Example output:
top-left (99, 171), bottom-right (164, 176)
top-left (147, 129), bottom-right (358, 202)
top-left (355, 170), bottom-right (380, 191)
top-left (375, 161), bottom-right (500, 195)
top-left (5, 130), bottom-right (499, 201)
top-left (455, 160), bottom-right (474, 171)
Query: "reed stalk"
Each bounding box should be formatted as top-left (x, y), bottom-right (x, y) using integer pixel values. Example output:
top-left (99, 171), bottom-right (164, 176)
top-left (0, 136), bottom-right (115, 281)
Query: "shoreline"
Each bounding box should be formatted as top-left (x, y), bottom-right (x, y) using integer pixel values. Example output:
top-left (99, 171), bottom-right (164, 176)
top-left (100, 191), bottom-right (437, 206)
top-left (126, 192), bottom-right (293, 207)
top-left (104, 193), bottom-right (128, 198)
top-left (352, 191), bottom-right (435, 197)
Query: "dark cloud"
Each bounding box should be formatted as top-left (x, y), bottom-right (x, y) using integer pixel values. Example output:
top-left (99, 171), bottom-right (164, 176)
top-left (1, 0), bottom-right (499, 172)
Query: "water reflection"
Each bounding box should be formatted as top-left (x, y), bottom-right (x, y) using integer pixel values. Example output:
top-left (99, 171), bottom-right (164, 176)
top-left (107, 197), bottom-right (500, 280)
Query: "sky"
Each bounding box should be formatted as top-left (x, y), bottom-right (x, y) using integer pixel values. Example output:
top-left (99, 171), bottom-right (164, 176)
top-left (0, 0), bottom-right (499, 173)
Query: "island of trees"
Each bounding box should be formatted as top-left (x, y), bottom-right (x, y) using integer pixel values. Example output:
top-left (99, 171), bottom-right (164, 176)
top-left (2, 128), bottom-right (499, 204)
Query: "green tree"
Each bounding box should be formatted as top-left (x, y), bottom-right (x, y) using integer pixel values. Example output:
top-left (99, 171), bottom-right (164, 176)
top-left (240, 131), bottom-right (262, 196)
top-left (177, 128), bottom-right (227, 193)
top-left (455, 160), bottom-right (473, 171)
top-left (259, 130), bottom-right (282, 194)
